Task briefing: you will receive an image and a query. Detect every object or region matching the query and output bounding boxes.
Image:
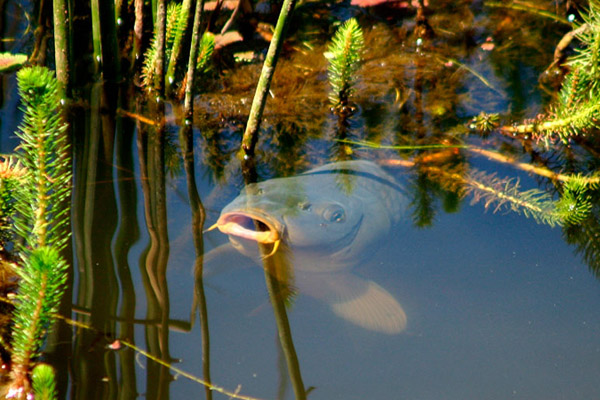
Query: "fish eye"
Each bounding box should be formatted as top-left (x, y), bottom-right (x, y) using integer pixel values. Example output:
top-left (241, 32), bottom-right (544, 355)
top-left (323, 205), bottom-right (345, 223)
top-left (299, 201), bottom-right (312, 211)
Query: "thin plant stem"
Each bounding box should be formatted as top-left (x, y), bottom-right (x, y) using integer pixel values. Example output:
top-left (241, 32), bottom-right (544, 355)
top-left (485, 1), bottom-right (570, 25)
top-left (166, 0), bottom-right (195, 94)
top-left (154, 0), bottom-right (167, 95)
top-left (52, 0), bottom-right (70, 98)
top-left (241, 0), bottom-right (298, 158)
top-left (184, 0), bottom-right (206, 118)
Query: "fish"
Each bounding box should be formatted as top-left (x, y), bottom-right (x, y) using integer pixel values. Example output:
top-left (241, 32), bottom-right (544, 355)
top-left (212, 160), bottom-right (408, 334)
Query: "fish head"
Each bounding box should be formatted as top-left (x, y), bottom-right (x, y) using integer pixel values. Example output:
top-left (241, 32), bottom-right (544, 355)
top-left (215, 174), bottom-right (367, 269)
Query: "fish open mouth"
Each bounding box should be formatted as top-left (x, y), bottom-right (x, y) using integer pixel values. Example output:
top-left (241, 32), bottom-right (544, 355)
top-left (215, 211), bottom-right (281, 244)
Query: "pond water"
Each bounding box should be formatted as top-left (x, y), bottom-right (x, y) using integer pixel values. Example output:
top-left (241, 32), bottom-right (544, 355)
top-left (2, 0), bottom-right (600, 399)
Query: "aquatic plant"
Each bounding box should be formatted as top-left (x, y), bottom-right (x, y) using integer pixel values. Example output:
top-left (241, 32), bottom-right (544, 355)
top-left (10, 247), bottom-right (68, 394)
top-left (196, 32), bottom-right (215, 75)
top-left (183, 0), bottom-right (207, 117)
top-left (241, 0), bottom-right (298, 159)
top-left (142, 2), bottom-right (183, 91)
top-left (501, 1), bottom-right (600, 142)
top-left (6, 66), bottom-right (71, 396)
top-left (325, 18), bottom-right (364, 112)
top-left (13, 66), bottom-right (71, 250)
top-left (143, 1), bottom-right (215, 96)
top-left (0, 157), bottom-right (27, 251)
top-left (166, 0), bottom-right (196, 93)
top-left (31, 364), bottom-right (57, 400)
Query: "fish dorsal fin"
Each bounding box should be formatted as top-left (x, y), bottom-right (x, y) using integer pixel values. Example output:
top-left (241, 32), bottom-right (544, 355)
top-left (297, 272), bottom-right (407, 334)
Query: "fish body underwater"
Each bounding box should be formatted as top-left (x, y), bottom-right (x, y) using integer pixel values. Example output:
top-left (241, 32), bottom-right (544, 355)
top-left (214, 160), bottom-right (408, 334)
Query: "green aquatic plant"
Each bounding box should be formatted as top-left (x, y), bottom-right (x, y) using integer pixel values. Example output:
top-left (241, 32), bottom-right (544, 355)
top-left (10, 247), bottom-right (68, 394)
top-left (6, 66), bottom-right (71, 397)
top-left (464, 168), bottom-right (562, 227)
top-left (142, 2), bottom-right (184, 91)
top-left (325, 18), bottom-right (364, 111)
top-left (502, 2), bottom-right (600, 142)
top-left (196, 32), bottom-right (215, 75)
top-left (31, 364), bottom-right (57, 400)
top-left (143, 2), bottom-right (215, 95)
top-left (13, 66), bottom-right (71, 250)
top-left (0, 157), bottom-right (27, 251)
top-left (166, 0), bottom-right (195, 93)
top-left (554, 174), bottom-right (597, 225)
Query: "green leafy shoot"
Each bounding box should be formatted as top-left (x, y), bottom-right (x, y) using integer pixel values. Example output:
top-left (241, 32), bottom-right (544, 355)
top-left (555, 174), bottom-right (596, 225)
top-left (14, 66), bottom-right (71, 250)
top-left (0, 156), bottom-right (27, 249)
top-left (196, 32), bottom-right (216, 75)
top-left (465, 169), bottom-right (562, 227)
top-left (11, 247), bottom-right (69, 376)
top-left (325, 18), bottom-right (364, 110)
top-left (530, 1), bottom-right (600, 141)
top-left (31, 363), bottom-right (57, 400)
top-left (142, 2), bottom-right (184, 91)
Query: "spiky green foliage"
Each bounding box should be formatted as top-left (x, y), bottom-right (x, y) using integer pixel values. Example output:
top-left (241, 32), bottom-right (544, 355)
top-left (7, 66), bottom-right (71, 395)
top-left (11, 247), bottom-right (68, 374)
top-left (325, 18), bottom-right (364, 109)
top-left (166, 0), bottom-right (194, 89)
top-left (472, 112), bottom-right (500, 133)
top-left (32, 364), bottom-right (57, 400)
top-left (142, 2), bottom-right (184, 90)
top-left (465, 169), bottom-right (562, 227)
top-left (14, 66), bottom-right (70, 250)
top-left (0, 157), bottom-right (27, 249)
top-left (196, 32), bottom-right (215, 75)
top-left (555, 174), bottom-right (597, 225)
top-left (534, 2), bottom-right (600, 141)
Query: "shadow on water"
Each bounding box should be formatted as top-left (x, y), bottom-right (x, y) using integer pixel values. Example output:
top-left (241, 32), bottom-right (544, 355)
top-left (3, 0), bottom-right (600, 399)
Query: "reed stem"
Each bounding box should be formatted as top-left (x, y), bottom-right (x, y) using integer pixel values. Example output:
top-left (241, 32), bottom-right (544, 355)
top-left (241, 0), bottom-right (297, 158)
top-left (184, 0), bottom-right (206, 118)
top-left (52, 0), bottom-right (70, 98)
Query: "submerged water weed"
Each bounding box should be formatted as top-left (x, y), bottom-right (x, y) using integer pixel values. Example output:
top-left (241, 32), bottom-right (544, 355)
top-left (325, 18), bottom-right (364, 112)
top-left (555, 174), bottom-right (597, 225)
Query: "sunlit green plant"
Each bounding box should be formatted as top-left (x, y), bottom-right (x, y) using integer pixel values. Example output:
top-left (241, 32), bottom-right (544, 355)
top-left (0, 157), bottom-right (27, 251)
top-left (503, 1), bottom-right (600, 142)
top-left (554, 175), bottom-right (596, 225)
top-left (143, 2), bottom-right (214, 94)
top-left (325, 18), bottom-right (364, 111)
top-left (32, 363), bottom-right (57, 400)
top-left (6, 66), bottom-right (71, 397)
top-left (196, 32), bottom-right (215, 75)
top-left (10, 247), bottom-right (68, 394)
top-left (142, 2), bottom-right (184, 91)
